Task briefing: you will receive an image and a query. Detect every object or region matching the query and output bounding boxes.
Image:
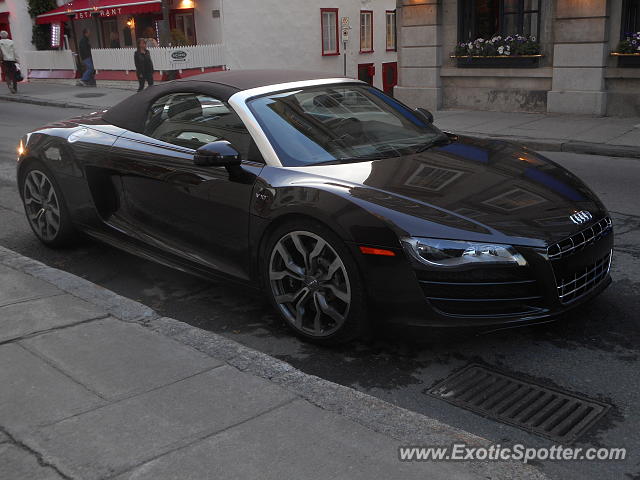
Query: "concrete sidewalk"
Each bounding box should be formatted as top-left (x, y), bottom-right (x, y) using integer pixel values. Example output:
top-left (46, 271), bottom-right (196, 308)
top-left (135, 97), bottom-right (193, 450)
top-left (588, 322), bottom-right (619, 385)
top-left (0, 81), bottom-right (134, 110)
top-left (434, 110), bottom-right (640, 158)
top-left (0, 245), bottom-right (546, 480)
top-left (1, 80), bottom-right (638, 158)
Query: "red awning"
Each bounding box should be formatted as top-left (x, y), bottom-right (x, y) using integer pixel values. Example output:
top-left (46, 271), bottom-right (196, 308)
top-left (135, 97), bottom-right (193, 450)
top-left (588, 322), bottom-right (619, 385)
top-left (36, 0), bottom-right (161, 24)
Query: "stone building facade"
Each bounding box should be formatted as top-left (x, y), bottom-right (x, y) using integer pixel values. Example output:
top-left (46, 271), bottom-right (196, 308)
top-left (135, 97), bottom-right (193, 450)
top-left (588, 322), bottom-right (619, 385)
top-left (394, 0), bottom-right (640, 116)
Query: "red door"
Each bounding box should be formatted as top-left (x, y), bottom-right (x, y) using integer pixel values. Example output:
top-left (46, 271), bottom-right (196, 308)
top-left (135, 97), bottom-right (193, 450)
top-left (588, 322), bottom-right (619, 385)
top-left (382, 62), bottom-right (398, 96)
top-left (357, 63), bottom-right (375, 86)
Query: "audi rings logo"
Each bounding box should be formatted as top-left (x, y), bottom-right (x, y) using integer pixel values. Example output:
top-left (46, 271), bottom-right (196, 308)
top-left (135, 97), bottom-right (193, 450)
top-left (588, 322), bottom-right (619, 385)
top-left (569, 210), bottom-right (593, 225)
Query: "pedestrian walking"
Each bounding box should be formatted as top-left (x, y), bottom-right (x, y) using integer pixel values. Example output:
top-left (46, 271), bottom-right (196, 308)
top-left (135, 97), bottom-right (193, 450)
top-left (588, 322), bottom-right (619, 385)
top-left (134, 38), bottom-right (155, 92)
top-left (0, 30), bottom-right (18, 94)
top-left (77, 28), bottom-right (95, 86)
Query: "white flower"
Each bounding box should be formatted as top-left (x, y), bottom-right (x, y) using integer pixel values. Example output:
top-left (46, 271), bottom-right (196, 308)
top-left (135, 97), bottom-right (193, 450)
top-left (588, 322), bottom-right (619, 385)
top-left (478, 38), bottom-right (484, 43)
top-left (498, 46), bottom-right (504, 54)
top-left (531, 36), bottom-right (536, 41)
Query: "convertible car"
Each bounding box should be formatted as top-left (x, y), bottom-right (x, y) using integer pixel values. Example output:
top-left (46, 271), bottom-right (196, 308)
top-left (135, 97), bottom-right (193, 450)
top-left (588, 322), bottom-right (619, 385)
top-left (16, 70), bottom-right (613, 344)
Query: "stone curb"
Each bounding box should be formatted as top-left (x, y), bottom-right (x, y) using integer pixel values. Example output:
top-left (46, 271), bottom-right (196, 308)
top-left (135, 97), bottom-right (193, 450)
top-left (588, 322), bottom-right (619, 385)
top-left (0, 94), bottom-right (97, 110)
top-left (0, 245), bottom-right (547, 479)
top-left (453, 132), bottom-right (640, 159)
top-left (2, 93), bottom-right (638, 159)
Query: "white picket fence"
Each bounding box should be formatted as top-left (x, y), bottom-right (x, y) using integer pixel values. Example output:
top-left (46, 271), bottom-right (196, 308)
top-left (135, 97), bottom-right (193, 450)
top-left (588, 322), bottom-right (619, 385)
top-left (92, 44), bottom-right (225, 72)
top-left (23, 44), bottom-right (225, 73)
top-left (22, 50), bottom-right (76, 70)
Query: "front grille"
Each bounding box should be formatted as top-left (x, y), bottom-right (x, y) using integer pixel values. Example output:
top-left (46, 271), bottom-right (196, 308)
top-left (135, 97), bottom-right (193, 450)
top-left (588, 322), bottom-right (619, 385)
top-left (557, 251), bottom-right (612, 304)
top-left (417, 268), bottom-right (545, 317)
top-left (547, 217), bottom-right (612, 260)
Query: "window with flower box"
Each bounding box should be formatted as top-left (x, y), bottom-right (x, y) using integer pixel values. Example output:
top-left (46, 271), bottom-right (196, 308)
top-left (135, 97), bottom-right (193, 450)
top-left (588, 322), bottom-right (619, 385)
top-left (458, 0), bottom-right (540, 43)
top-left (618, 0), bottom-right (640, 66)
top-left (622, 0), bottom-right (640, 35)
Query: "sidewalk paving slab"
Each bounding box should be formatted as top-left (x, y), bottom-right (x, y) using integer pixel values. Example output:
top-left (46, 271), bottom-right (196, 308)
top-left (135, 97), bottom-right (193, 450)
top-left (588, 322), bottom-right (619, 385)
top-left (0, 343), bottom-right (105, 431)
top-left (21, 317), bottom-right (222, 400)
top-left (0, 245), bottom-right (548, 480)
top-left (0, 293), bottom-right (105, 343)
top-left (0, 444), bottom-right (64, 480)
top-left (114, 399), bottom-right (474, 480)
top-left (0, 264), bottom-right (61, 306)
top-left (22, 366), bottom-right (295, 480)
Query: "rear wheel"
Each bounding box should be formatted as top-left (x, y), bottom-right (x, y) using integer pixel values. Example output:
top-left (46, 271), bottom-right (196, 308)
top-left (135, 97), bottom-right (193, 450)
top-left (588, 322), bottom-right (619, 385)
top-left (19, 162), bottom-right (79, 248)
top-left (264, 220), bottom-right (367, 344)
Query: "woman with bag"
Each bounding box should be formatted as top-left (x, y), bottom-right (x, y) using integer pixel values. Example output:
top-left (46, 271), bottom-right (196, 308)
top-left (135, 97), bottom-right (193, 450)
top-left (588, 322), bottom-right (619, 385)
top-left (134, 38), bottom-right (154, 92)
top-left (0, 30), bottom-right (18, 94)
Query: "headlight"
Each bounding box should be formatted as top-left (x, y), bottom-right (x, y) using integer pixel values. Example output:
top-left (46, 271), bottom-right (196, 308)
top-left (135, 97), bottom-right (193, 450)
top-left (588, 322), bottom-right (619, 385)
top-left (402, 237), bottom-right (527, 267)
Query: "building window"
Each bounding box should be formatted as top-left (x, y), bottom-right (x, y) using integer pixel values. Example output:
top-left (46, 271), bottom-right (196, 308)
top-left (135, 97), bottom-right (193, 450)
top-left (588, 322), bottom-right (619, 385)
top-left (173, 10), bottom-right (196, 45)
top-left (386, 10), bottom-right (397, 51)
top-left (360, 10), bottom-right (373, 53)
top-left (458, 0), bottom-right (541, 42)
top-left (622, 0), bottom-right (640, 36)
top-left (321, 8), bottom-right (339, 55)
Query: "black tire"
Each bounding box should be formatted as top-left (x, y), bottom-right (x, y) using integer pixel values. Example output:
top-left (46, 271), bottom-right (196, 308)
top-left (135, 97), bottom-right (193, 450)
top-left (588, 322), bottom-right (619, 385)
top-left (262, 218), bottom-right (368, 345)
top-left (18, 160), bottom-right (80, 248)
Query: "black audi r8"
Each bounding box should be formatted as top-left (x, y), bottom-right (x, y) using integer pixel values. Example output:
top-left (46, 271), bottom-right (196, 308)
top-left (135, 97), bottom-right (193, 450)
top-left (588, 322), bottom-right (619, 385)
top-left (16, 70), bottom-right (613, 344)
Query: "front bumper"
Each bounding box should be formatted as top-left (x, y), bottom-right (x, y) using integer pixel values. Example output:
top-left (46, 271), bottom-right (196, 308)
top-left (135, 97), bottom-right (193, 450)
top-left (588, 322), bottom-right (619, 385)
top-left (354, 220), bottom-right (614, 329)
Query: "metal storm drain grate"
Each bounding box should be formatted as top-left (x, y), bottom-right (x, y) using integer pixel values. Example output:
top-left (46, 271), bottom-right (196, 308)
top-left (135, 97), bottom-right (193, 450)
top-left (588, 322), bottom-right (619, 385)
top-left (428, 364), bottom-right (610, 444)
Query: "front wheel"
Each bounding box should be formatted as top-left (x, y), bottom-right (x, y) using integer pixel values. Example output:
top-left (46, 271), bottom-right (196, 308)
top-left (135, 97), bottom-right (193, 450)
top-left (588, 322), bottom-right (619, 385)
top-left (19, 161), bottom-right (79, 248)
top-left (264, 220), bottom-right (367, 344)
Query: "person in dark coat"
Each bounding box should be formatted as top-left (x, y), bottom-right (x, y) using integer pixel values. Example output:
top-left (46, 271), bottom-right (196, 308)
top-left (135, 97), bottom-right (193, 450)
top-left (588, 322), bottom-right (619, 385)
top-left (134, 37), bottom-right (154, 92)
top-left (77, 28), bottom-right (95, 86)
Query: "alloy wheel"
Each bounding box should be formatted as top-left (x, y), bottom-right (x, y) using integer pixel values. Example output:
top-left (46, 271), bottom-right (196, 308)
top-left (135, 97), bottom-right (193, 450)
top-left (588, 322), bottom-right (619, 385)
top-left (269, 231), bottom-right (351, 337)
top-left (23, 170), bottom-right (62, 242)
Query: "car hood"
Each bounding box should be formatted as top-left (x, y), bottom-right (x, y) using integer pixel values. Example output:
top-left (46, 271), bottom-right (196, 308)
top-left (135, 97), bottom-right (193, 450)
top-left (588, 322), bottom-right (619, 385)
top-left (288, 136), bottom-right (607, 246)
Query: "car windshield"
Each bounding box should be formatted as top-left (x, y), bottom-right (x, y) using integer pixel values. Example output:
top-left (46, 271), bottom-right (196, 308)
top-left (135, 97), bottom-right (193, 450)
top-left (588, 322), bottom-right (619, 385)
top-left (247, 84), bottom-right (446, 167)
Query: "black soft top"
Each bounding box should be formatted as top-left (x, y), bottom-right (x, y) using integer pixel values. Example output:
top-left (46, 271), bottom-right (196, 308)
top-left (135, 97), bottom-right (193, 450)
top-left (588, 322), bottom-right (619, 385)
top-left (102, 69), bottom-right (344, 133)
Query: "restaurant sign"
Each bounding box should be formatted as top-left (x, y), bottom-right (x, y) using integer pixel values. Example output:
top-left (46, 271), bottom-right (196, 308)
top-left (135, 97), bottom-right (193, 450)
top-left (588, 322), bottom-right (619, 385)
top-left (170, 50), bottom-right (189, 64)
top-left (75, 7), bottom-right (123, 20)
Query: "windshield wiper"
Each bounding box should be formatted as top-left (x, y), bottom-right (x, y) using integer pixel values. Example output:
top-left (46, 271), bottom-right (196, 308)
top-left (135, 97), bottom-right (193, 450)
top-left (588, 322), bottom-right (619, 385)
top-left (412, 135), bottom-right (451, 154)
top-left (308, 151), bottom-right (404, 166)
top-left (307, 155), bottom-right (387, 166)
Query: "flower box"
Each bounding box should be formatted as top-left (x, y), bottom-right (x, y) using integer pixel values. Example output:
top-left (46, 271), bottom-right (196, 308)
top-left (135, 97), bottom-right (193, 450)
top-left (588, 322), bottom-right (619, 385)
top-left (453, 34), bottom-right (542, 69)
top-left (614, 32), bottom-right (640, 66)
top-left (452, 55), bottom-right (543, 68)
top-left (610, 53), bottom-right (640, 68)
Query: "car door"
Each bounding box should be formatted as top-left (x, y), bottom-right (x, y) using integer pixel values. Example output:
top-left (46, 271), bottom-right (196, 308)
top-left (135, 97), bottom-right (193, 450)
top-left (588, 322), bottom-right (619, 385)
top-left (109, 92), bottom-right (264, 281)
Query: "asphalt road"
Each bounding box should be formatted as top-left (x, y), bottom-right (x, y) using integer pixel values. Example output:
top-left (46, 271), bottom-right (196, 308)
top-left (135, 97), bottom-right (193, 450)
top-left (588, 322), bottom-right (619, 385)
top-left (1, 101), bottom-right (639, 480)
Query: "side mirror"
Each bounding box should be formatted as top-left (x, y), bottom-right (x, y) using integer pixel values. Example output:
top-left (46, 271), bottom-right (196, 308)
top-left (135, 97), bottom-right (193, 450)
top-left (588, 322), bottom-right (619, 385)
top-left (194, 141), bottom-right (241, 167)
top-left (415, 107), bottom-right (434, 124)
